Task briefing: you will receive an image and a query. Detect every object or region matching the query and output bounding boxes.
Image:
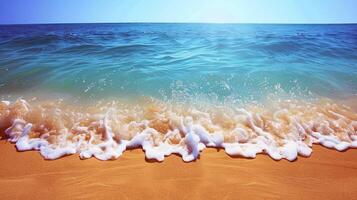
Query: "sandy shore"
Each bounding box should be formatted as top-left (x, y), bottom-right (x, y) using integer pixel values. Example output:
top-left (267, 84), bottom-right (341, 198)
top-left (0, 140), bottom-right (356, 200)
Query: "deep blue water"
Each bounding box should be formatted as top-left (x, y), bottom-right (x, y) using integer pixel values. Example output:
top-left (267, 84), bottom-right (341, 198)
top-left (0, 23), bottom-right (356, 102)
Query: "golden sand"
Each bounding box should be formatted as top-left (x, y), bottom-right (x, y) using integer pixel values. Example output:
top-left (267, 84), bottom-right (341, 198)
top-left (1, 97), bottom-right (356, 199)
top-left (0, 140), bottom-right (356, 200)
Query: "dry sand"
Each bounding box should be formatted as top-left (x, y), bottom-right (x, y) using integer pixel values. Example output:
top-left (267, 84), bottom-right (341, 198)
top-left (0, 140), bottom-right (357, 200)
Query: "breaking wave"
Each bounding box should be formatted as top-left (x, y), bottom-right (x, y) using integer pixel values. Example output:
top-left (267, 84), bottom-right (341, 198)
top-left (1, 98), bottom-right (356, 162)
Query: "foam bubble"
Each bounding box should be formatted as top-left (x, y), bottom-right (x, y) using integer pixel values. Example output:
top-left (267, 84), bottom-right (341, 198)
top-left (1, 98), bottom-right (356, 162)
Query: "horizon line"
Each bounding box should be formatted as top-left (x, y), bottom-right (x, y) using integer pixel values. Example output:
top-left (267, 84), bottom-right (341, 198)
top-left (1, 21), bottom-right (357, 26)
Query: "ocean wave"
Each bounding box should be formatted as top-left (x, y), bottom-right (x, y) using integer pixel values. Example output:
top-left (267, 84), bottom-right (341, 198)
top-left (102, 44), bottom-right (155, 56)
top-left (57, 44), bottom-right (105, 54)
top-left (0, 24), bottom-right (356, 100)
top-left (1, 98), bottom-right (356, 162)
top-left (0, 35), bottom-right (61, 47)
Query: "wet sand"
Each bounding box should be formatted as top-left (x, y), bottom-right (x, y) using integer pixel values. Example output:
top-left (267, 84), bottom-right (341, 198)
top-left (0, 140), bottom-right (356, 200)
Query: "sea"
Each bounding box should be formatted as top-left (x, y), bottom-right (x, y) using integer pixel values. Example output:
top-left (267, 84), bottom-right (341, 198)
top-left (0, 23), bottom-right (356, 161)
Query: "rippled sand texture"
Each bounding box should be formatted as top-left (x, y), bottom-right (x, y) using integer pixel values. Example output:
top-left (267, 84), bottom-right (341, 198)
top-left (1, 98), bottom-right (356, 162)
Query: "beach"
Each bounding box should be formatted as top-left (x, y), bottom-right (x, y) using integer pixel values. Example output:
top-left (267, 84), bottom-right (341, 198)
top-left (1, 140), bottom-right (356, 200)
top-left (0, 23), bottom-right (356, 199)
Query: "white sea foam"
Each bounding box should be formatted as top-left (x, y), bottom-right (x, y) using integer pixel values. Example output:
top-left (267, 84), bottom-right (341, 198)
top-left (0, 98), bottom-right (356, 162)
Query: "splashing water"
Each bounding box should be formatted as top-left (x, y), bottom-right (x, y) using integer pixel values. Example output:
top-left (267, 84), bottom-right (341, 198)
top-left (1, 97), bottom-right (356, 162)
top-left (0, 23), bottom-right (356, 161)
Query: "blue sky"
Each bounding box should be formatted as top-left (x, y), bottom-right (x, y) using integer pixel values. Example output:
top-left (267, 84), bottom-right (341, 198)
top-left (0, 0), bottom-right (356, 24)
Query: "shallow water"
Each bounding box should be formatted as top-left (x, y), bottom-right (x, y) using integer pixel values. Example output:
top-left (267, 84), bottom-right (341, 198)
top-left (0, 24), bottom-right (356, 161)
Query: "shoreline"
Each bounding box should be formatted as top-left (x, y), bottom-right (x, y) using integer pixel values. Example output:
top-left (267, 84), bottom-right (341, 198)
top-left (1, 140), bottom-right (357, 199)
top-left (1, 97), bottom-right (356, 162)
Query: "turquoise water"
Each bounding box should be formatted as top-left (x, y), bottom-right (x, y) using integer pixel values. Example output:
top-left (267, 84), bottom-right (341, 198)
top-left (0, 23), bottom-right (356, 102)
top-left (1, 24), bottom-right (357, 161)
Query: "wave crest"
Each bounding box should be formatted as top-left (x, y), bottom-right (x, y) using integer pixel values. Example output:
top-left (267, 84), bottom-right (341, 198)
top-left (1, 98), bottom-right (356, 162)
